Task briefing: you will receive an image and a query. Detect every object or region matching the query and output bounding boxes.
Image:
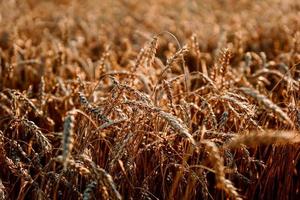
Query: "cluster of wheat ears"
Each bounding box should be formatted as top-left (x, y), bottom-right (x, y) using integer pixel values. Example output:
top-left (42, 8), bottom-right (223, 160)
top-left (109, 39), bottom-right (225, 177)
top-left (0, 0), bottom-right (300, 199)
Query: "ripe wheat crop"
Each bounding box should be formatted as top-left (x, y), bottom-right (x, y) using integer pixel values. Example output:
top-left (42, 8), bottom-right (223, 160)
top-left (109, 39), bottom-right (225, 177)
top-left (0, 0), bottom-right (300, 199)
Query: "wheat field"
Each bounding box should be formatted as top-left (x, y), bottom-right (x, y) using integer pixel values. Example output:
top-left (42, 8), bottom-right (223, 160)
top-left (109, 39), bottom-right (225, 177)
top-left (0, 0), bottom-right (300, 199)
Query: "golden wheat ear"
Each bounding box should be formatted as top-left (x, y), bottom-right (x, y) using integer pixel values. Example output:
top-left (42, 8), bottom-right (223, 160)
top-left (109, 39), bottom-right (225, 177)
top-left (224, 131), bottom-right (300, 149)
top-left (202, 140), bottom-right (242, 200)
top-left (239, 87), bottom-right (294, 127)
top-left (61, 109), bottom-right (77, 170)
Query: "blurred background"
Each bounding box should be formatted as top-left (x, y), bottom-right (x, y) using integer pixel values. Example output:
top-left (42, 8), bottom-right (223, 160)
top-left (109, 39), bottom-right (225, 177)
top-left (1, 0), bottom-right (299, 57)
